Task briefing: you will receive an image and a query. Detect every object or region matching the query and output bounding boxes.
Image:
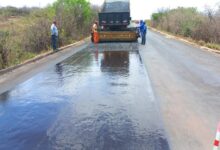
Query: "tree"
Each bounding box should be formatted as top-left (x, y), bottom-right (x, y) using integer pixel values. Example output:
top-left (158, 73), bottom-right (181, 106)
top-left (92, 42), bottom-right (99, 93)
top-left (51, 0), bottom-right (93, 45)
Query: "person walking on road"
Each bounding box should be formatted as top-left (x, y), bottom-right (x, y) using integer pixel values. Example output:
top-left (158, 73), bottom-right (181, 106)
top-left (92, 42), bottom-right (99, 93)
top-left (51, 21), bottom-right (58, 51)
top-left (140, 20), bottom-right (147, 45)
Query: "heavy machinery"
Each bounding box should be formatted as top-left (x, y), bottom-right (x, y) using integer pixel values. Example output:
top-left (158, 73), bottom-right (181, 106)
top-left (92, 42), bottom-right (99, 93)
top-left (97, 0), bottom-right (139, 42)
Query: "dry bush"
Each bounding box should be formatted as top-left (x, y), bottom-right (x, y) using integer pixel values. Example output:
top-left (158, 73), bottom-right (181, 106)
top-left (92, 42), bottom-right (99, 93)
top-left (163, 8), bottom-right (202, 37)
top-left (0, 31), bottom-right (10, 68)
top-left (23, 18), bottom-right (51, 53)
top-left (193, 7), bottom-right (220, 44)
top-left (152, 6), bottom-right (220, 45)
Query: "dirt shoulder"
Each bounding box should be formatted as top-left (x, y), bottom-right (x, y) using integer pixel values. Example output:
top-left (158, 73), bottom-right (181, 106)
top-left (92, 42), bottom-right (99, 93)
top-left (0, 38), bottom-right (90, 94)
top-left (149, 27), bottom-right (220, 54)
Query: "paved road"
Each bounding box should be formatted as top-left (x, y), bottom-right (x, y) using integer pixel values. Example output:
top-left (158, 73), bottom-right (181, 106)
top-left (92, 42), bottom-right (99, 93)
top-left (140, 30), bottom-right (220, 150)
top-left (0, 30), bottom-right (219, 150)
top-left (0, 48), bottom-right (169, 150)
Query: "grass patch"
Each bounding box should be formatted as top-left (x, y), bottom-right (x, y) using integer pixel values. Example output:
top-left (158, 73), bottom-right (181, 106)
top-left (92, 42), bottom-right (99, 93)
top-left (206, 43), bottom-right (220, 50)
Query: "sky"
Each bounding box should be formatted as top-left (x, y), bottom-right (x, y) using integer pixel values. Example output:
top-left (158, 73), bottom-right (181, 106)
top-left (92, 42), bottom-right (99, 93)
top-left (0, 0), bottom-right (219, 19)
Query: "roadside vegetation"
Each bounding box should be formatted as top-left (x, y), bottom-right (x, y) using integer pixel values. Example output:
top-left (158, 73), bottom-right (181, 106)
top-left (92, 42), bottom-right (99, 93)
top-left (0, 0), bottom-right (98, 69)
top-left (151, 6), bottom-right (220, 51)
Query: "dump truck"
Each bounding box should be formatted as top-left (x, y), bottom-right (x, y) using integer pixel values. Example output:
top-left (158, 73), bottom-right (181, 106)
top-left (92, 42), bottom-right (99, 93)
top-left (97, 0), bottom-right (139, 42)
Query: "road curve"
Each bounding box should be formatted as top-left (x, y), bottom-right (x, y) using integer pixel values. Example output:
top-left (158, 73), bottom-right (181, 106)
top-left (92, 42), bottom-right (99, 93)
top-left (140, 30), bottom-right (220, 150)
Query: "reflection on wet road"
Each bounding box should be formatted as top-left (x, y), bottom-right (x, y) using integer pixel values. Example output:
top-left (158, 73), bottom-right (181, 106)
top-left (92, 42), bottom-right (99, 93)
top-left (0, 50), bottom-right (170, 150)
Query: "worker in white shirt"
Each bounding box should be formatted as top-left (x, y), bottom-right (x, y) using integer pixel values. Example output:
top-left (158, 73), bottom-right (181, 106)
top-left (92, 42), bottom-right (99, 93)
top-left (51, 21), bottom-right (58, 51)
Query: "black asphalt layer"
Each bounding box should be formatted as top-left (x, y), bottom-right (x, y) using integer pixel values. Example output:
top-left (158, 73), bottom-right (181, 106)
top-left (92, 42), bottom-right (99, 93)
top-left (0, 47), bottom-right (170, 150)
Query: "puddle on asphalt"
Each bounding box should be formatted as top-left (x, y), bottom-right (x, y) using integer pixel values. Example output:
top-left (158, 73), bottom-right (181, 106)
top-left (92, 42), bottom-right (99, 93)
top-left (0, 49), bottom-right (170, 150)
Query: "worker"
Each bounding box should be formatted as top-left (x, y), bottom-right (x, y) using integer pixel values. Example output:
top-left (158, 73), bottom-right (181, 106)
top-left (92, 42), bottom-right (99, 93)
top-left (91, 21), bottom-right (98, 42)
top-left (140, 20), bottom-right (147, 45)
top-left (51, 21), bottom-right (58, 51)
top-left (142, 22), bottom-right (147, 45)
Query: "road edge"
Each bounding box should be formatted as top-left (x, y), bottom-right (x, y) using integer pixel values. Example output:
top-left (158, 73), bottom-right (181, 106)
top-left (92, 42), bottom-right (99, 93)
top-left (0, 37), bottom-right (90, 94)
top-left (0, 37), bottom-right (90, 76)
top-left (149, 27), bottom-right (220, 54)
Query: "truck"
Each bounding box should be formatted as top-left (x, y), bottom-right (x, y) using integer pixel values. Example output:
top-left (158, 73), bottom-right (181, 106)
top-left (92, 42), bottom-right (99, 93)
top-left (97, 0), bottom-right (139, 42)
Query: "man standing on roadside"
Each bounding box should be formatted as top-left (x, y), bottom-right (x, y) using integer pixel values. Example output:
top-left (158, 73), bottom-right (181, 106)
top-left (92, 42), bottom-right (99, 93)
top-left (51, 21), bottom-right (58, 51)
top-left (142, 22), bottom-right (147, 45)
top-left (140, 20), bottom-right (147, 45)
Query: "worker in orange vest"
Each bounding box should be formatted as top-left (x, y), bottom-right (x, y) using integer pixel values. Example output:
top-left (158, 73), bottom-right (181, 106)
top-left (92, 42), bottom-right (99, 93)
top-left (91, 21), bottom-right (98, 43)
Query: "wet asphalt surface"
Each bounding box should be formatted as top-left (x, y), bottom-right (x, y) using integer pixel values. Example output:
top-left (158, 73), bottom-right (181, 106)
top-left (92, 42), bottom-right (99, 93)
top-left (0, 46), bottom-right (170, 150)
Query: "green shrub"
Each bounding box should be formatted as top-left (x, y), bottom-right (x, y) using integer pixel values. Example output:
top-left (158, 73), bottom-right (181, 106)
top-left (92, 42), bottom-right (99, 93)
top-left (52, 0), bottom-right (94, 46)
